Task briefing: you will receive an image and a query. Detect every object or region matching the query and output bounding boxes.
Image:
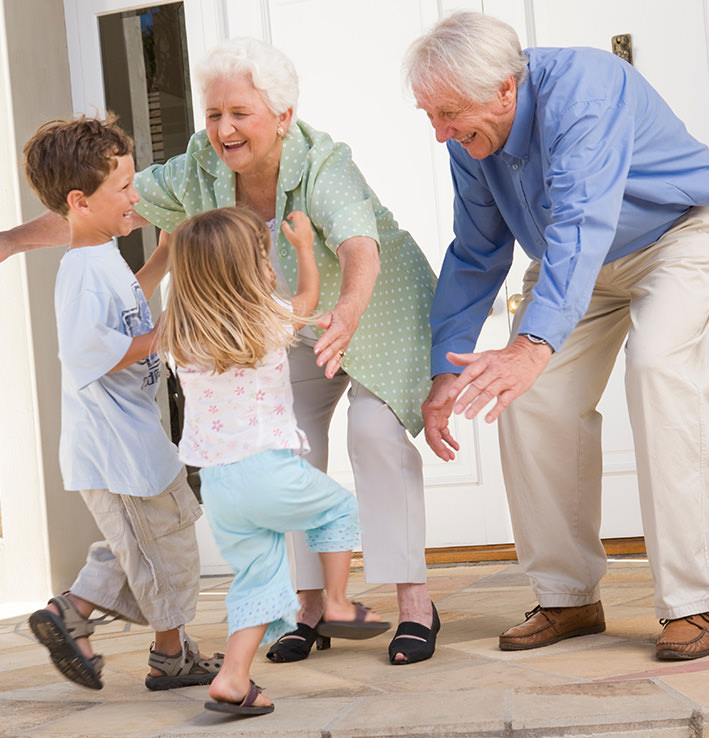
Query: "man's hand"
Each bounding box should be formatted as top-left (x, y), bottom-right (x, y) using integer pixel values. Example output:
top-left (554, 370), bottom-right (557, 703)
top-left (447, 335), bottom-right (552, 423)
top-left (422, 373), bottom-right (461, 461)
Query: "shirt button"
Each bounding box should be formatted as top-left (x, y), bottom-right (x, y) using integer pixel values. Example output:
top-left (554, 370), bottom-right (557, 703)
top-left (280, 248), bottom-right (288, 257)
top-left (512, 163), bottom-right (519, 170)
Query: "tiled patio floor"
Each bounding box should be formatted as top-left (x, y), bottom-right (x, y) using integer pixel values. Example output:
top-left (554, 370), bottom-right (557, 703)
top-left (2, 559), bottom-right (709, 737)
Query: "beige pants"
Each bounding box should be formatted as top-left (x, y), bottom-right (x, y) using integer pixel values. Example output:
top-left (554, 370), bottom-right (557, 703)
top-left (70, 468), bottom-right (202, 631)
top-left (499, 207), bottom-right (709, 619)
top-left (287, 340), bottom-right (427, 587)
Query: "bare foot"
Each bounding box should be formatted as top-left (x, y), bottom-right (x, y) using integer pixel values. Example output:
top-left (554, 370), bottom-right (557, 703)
top-left (323, 601), bottom-right (382, 624)
top-left (209, 674), bottom-right (272, 708)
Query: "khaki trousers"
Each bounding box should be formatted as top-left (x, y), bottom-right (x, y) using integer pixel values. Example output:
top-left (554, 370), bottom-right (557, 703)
top-left (499, 207), bottom-right (709, 619)
top-left (287, 340), bottom-right (427, 587)
top-left (71, 468), bottom-right (202, 631)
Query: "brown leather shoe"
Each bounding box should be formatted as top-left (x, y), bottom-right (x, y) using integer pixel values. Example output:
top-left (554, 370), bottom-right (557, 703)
top-left (656, 612), bottom-right (709, 660)
top-left (499, 602), bottom-right (606, 651)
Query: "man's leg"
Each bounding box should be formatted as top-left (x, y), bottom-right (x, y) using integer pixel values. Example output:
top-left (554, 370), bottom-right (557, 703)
top-left (622, 208), bottom-right (709, 658)
top-left (497, 261), bottom-right (630, 649)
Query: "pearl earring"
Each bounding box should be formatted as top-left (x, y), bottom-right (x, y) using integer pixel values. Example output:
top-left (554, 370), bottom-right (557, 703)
top-left (277, 126), bottom-right (285, 137)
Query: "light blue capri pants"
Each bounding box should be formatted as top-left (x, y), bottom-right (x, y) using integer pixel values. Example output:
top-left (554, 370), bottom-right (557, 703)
top-left (200, 448), bottom-right (360, 645)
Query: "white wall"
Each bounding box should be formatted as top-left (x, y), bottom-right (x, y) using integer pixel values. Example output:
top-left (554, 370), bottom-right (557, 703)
top-left (0, 0), bottom-right (100, 616)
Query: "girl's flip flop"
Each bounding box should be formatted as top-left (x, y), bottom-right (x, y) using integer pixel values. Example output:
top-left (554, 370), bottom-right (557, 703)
top-left (316, 601), bottom-right (391, 640)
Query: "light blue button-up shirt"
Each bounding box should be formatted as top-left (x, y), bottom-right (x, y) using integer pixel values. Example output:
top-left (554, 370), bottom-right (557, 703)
top-left (431, 46), bottom-right (709, 374)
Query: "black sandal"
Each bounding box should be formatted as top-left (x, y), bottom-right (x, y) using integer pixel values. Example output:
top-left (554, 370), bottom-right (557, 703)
top-left (388, 602), bottom-right (440, 665)
top-left (266, 621), bottom-right (331, 663)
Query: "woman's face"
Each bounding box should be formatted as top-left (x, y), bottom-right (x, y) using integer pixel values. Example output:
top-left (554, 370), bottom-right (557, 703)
top-left (204, 74), bottom-right (292, 177)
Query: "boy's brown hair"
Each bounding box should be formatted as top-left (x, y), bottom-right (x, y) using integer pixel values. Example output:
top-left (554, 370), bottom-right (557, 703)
top-left (23, 114), bottom-right (133, 216)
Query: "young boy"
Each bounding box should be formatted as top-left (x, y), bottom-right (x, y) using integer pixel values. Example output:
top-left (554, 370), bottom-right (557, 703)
top-left (23, 115), bottom-right (222, 691)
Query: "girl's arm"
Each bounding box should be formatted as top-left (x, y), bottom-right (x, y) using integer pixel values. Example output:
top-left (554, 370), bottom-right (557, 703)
top-left (281, 211), bottom-right (319, 330)
top-left (135, 229), bottom-right (170, 300)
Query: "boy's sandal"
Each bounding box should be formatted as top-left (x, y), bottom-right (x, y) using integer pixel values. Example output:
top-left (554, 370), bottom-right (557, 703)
top-left (144, 634), bottom-right (224, 691)
top-left (29, 594), bottom-right (104, 690)
top-left (388, 601), bottom-right (441, 665)
top-left (316, 602), bottom-right (391, 640)
top-left (266, 620), bottom-right (331, 663)
top-left (204, 680), bottom-right (274, 717)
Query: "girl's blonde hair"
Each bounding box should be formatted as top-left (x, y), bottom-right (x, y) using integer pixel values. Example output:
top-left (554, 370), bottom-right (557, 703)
top-left (161, 206), bottom-right (297, 373)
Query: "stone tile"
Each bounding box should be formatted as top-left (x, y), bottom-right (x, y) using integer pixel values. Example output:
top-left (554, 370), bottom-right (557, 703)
top-left (375, 658), bottom-right (572, 693)
top-left (3, 562), bottom-right (708, 737)
top-left (0, 698), bottom-right (96, 737)
top-left (255, 661), bottom-right (376, 699)
top-left (658, 666), bottom-right (709, 711)
top-left (22, 699), bottom-right (204, 737)
top-left (509, 679), bottom-right (694, 734)
top-left (328, 689), bottom-right (505, 737)
top-left (156, 696), bottom-right (357, 737)
top-left (518, 642), bottom-right (660, 680)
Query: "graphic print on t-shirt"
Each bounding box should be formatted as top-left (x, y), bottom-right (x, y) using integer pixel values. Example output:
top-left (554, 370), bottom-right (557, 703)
top-left (122, 282), bottom-right (160, 389)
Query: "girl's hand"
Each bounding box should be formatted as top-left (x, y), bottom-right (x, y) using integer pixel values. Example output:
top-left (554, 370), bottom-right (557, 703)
top-left (281, 211), bottom-right (314, 253)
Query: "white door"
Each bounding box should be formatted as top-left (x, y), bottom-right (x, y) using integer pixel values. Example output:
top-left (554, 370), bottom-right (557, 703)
top-left (232, 0), bottom-right (516, 548)
top-left (63, 0), bottom-right (709, 553)
top-left (507, 0), bottom-right (709, 539)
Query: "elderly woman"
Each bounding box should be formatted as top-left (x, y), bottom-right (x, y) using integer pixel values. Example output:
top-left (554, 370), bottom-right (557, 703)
top-left (1, 37), bottom-right (439, 666)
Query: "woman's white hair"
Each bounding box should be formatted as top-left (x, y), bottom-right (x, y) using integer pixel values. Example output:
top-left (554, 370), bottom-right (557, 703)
top-left (404, 11), bottom-right (528, 104)
top-left (194, 37), bottom-right (299, 117)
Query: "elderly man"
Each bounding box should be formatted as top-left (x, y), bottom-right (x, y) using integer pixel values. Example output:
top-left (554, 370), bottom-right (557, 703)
top-left (406, 10), bottom-right (709, 659)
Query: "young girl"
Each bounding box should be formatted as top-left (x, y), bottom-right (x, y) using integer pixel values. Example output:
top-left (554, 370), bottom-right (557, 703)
top-left (160, 206), bottom-right (388, 717)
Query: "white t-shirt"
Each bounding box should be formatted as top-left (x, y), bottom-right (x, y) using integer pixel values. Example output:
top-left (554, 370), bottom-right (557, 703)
top-left (55, 240), bottom-right (181, 495)
top-left (177, 316), bottom-right (309, 467)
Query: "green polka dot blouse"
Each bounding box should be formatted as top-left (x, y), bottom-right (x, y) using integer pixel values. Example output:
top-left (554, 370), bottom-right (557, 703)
top-left (133, 120), bottom-right (436, 434)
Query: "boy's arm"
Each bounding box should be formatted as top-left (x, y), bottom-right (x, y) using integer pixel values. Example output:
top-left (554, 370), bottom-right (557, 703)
top-left (281, 211), bottom-right (319, 330)
top-left (0, 210), bottom-right (152, 263)
top-left (107, 324), bottom-right (160, 374)
top-left (136, 230), bottom-right (170, 300)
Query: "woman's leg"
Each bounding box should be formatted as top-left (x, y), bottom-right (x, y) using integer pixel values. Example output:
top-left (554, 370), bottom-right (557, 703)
top-left (288, 341), bottom-right (349, 625)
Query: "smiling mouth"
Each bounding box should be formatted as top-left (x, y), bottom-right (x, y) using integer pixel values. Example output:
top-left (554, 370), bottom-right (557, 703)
top-left (458, 132), bottom-right (476, 144)
top-left (223, 140), bottom-right (246, 150)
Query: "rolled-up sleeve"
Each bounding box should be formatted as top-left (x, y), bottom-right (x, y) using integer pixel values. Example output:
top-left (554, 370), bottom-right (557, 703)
top-left (304, 143), bottom-right (380, 254)
top-left (133, 155), bottom-right (190, 233)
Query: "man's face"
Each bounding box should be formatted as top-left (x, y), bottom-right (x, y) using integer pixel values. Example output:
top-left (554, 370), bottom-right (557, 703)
top-left (416, 77), bottom-right (517, 160)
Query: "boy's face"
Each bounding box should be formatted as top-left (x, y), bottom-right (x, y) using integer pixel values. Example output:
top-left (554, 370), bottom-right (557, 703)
top-left (84, 154), bottom-right (140, 239)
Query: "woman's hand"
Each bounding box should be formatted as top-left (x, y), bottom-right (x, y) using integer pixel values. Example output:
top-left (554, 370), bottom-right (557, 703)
top-left (314, 236), bottom-right (379, 378)
top-left (422, 373), bottom-right (461, 461)
top-left (315, 299), bottom-right (361, 378)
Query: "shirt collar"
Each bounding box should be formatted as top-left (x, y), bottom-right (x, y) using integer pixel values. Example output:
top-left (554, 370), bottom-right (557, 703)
top-left (190, 123), bottom-right (307, 196)
top-left (501, 69), bottom-right (534, 163)
top-left (278, 120), bottom-right (307, 192)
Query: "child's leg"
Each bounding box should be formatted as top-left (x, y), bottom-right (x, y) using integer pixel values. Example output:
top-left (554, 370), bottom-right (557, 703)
top-left (29, 591), bottom-right (105, 690)
top-left (319, 550), bottom-right (384, 624)
top-left (200, 463), bottom-right (300, 644)
top-left (79, 475), bottom-right (221, 689)
top-left (42, 593), bottom-right (97, 660)
top-left (209, 624), bottom-right (271, 708)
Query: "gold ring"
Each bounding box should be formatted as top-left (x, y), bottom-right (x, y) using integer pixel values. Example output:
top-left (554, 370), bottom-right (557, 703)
top-left (338, 350), bottom-right (345, 357)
